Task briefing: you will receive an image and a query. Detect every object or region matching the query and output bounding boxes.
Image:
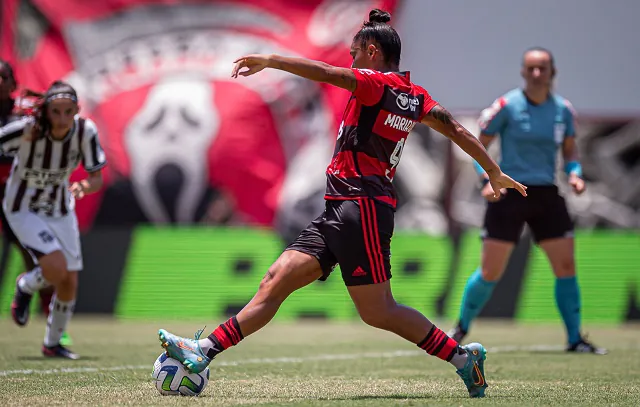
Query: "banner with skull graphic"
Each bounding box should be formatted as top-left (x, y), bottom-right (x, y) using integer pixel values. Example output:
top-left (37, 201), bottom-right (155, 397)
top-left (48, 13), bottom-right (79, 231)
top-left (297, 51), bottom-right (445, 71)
top-left (3, 0), bottom-right (637, 236)
top-left (1, 0), bottom-right (398, 233)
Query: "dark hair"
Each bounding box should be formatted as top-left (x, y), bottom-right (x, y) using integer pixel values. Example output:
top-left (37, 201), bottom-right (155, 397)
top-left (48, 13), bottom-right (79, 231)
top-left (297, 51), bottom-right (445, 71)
top-left (0, 59), bottom-right (16, 84)
top-left (523, 47), bottom-right (556, 76)
top-left (353, 9), bottom-right (401, 67)
top-left (0, 60), bottom-right (17, 121)
top-left (26, 80), bottom-right (79, 139)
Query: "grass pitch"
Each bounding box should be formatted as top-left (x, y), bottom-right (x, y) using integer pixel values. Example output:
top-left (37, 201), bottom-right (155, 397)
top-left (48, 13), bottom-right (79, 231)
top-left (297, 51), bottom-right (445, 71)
top-left (0, 317), bottom-right (638, 406)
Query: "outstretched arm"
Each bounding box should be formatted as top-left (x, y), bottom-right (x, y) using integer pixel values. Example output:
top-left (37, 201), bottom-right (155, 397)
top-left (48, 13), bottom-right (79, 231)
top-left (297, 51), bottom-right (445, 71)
top-left (231, 54), bottom-right (356, 92)
top-left (472, 133), bottom-right (498, 181)
top-left (421, 104), bottom-right (527, 197)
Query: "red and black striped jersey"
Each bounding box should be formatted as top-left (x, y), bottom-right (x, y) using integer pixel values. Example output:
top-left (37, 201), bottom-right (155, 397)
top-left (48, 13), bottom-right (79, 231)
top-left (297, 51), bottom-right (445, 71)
top-left (324, 68), bottom-right (437, 208)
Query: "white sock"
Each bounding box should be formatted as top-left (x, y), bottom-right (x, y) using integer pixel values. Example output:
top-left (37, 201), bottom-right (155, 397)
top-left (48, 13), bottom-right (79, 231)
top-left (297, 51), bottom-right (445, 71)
top-left (44, 296), bottom-right (75, 347)
top-left (450, 348), bottom-right (468, 369)
top-left (198, 338), bottom-right (216, 354)
top-left (18, 267), bottom-right (50, 294)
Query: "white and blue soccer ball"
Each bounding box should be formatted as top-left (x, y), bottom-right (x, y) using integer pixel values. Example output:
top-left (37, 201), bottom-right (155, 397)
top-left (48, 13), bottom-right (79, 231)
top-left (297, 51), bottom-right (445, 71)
top-left (152, 353), bottom-right (210, 396)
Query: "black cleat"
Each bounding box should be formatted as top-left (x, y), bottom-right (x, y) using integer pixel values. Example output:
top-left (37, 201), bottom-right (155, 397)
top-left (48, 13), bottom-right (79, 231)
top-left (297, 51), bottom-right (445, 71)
top-left (42, 344), bottom-right (80, 360)
top-left (11, 273), bottom-right (32, 326)
top-left (567, 336), bottom-right (607, 355)
top-left (448, 322), bottom-right (467, 343)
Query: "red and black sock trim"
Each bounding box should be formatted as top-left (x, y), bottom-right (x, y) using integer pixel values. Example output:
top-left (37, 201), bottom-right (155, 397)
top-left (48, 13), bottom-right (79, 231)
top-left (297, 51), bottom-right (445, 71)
top-left (206, 316), bottom-right (244, 359)
top-left (417, 325), bottom-right (459, 362)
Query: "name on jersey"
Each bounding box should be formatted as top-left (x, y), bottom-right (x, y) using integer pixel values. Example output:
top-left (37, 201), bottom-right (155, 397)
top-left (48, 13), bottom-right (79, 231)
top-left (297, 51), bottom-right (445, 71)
top-left (22, 168), bottom-right (67, 188)
top-left (384, 113), bottom-right (416, 133)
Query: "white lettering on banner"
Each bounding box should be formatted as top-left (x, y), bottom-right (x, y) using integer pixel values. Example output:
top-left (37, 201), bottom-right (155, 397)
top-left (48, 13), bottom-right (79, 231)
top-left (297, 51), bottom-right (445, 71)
top-left (384, 114), bottom-right (416, 133)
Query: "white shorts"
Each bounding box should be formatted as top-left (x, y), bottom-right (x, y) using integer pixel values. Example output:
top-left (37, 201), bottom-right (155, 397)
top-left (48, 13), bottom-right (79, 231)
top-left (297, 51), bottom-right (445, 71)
top-left (4, 211), bottom-right (83, 271)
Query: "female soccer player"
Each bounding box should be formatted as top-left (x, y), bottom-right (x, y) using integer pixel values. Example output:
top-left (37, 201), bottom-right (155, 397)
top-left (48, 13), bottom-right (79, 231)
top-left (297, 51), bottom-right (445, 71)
top-left (2, 80), bottom-right (106, 359)
top-left (448, 47), bottom-right (606, 354)
top-left (0, 60), bottom-right (72, 344)
top-left (159, 9), bottom-right (527, 398)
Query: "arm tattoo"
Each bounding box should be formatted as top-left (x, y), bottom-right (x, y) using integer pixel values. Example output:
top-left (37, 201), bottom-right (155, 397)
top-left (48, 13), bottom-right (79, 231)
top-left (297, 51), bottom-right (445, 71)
top-left (340, 72), bottom-right (356, 91)
top-left (428, 105), bottom-right (454, 125)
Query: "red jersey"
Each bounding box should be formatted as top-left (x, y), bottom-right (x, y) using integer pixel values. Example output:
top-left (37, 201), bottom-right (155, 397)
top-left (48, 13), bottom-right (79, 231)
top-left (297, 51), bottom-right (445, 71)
top-left (324, 68), bottom-right (438, 208)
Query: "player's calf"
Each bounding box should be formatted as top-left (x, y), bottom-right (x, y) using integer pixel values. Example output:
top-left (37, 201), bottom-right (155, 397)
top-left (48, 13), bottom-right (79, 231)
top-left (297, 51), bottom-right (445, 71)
top-left (38, 251), bottom-right (69, 285)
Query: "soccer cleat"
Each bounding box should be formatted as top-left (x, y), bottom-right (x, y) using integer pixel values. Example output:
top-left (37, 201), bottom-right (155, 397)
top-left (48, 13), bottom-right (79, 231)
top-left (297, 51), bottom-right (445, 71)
top-left (456, 342), bottom-right (488, 398)
top-left (11, 273), bottom-right (32, 326)
top-left (60, 332), bottom-right (74, 346)
top-left (448, 322), bottom-right (467, 343)
top-left (158, 328), bottom-right (211, 374)
top-left (567, 336), bottom-right (607, 355)
top-left (42, 344), bottom-right (80, 360)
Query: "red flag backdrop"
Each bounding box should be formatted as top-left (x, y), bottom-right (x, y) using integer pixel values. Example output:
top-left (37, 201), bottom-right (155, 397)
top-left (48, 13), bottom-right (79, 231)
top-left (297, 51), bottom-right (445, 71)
top-left (1, 0), bottom-right (399, 230)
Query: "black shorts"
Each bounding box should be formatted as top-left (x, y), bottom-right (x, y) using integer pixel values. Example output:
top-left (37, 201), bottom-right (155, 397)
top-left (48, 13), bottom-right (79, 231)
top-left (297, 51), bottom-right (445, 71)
top-left (483, 185), bottom-right (574, 243)
top-left (286, 198), bottom-right (394, 286)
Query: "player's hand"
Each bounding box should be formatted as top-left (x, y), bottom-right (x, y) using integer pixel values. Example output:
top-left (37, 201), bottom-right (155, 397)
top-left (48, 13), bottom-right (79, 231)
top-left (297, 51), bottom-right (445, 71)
top-left (69, 182), bottom-right (85, 200)
top-left (481, 181), bottom-right (506, 202)
top-left (231, 54), bottom-right (271, 78)
top-left (488, 171), bottom-right (527, 200)
top-left (568, 173), bottom-right (586, 195)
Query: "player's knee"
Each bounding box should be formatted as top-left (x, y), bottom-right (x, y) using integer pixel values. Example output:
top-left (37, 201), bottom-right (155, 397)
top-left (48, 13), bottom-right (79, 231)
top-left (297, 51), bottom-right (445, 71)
top-left (257, 261), bottom-right (290, 301)
top-left (553, 258), bottom-right (576, 278)
top-left (58, 271), bottom-right (78, 293)
top-left (259, 263), bottom-right (281, 288)
top-left (39, 251), bottom-right (69, 284)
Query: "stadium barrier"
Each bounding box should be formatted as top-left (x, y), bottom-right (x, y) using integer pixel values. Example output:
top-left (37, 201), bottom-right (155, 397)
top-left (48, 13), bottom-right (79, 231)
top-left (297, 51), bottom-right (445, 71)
top-left (0, 228), bottom-right (637, 323)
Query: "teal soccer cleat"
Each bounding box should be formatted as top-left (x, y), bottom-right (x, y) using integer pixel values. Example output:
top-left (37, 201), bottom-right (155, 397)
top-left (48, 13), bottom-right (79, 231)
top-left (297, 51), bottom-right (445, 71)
top-left (456, 342), bottom-right (488, 398)
top-left (158, 328), bottom-right (211, 374)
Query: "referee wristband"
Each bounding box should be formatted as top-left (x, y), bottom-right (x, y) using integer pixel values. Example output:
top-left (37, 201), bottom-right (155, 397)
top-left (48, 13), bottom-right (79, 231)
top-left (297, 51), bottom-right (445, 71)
top-left (564, 161), bottom-right (583, 178)
top-left (473, 160), bottom-right (486, 177)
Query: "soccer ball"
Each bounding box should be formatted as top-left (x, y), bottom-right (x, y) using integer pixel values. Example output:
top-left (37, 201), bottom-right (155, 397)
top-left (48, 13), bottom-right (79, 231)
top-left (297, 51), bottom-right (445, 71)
top-left (152, 352), bottom-right (210, 396)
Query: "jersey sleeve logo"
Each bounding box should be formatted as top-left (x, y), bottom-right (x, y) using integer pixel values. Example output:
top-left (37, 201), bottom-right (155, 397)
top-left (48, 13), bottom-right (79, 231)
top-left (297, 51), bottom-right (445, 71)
top-left (396, 93), bottom-right (419, 112)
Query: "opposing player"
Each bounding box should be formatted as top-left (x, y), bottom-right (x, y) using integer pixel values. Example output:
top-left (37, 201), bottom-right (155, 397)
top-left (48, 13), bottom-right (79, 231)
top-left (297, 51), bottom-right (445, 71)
top-left (0, 60), bottom-right (73, 344)
top-left (0, 61), bottom-right (37, 284)
top-left (3, 80), bottom-right (106, 358)
top-left (448, 47), bottom-right (606, 354)
top-left (158, 10), bottom-right (526, 398)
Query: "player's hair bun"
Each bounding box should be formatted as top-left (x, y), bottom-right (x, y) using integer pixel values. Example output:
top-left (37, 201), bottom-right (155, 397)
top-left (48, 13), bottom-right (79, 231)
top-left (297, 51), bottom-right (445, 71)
top-left (368, 9), bottom-right (391, 24)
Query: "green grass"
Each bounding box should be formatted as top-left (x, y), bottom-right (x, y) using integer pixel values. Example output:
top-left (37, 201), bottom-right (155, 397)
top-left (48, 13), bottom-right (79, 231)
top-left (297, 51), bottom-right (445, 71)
top-left (0, 317), bottom-right (639, 406)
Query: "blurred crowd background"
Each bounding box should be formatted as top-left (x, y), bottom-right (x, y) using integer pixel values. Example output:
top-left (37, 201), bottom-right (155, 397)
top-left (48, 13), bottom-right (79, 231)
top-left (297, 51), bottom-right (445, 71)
top-left (0, 0), bottom-right (638, 322)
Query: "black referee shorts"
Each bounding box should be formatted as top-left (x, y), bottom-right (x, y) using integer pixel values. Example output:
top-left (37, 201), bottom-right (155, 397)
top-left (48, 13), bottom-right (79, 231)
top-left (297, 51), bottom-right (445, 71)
top-left (483, 185), bottom-right (574, 243)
